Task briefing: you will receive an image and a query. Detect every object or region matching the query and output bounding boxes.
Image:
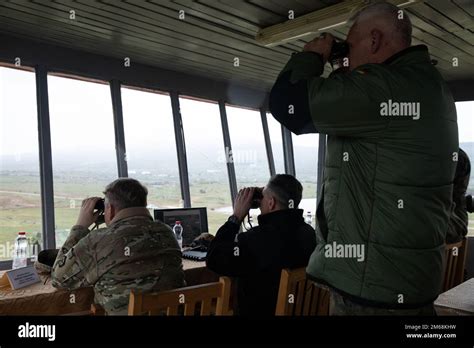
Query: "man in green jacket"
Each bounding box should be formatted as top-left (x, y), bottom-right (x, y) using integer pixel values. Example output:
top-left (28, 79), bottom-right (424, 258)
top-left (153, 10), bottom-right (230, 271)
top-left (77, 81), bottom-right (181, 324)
top-left (269, 2), bottom-right (458, 315)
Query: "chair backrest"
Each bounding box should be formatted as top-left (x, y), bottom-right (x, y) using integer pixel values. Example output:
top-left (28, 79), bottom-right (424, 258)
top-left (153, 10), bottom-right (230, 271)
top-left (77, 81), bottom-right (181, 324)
top-left (442, 238), bottom-right (469, 293)
top-left (90, 303), bottom-right (106, 316)
top-left (128, 276), bottom-right (232, 316)
top-left (275, 267), bottom-right (329, 316)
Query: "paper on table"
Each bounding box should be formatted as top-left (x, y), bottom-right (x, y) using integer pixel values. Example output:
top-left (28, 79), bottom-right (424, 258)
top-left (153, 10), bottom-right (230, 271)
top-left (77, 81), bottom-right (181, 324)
top-left (0, 266), bottom-right (41, 290)
top-left (435, 278), bottom-right (474, 314)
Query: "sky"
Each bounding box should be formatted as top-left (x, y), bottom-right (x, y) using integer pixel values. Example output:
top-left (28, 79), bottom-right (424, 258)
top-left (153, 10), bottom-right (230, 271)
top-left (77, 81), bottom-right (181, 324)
top-left (0, 66), bottom-right (473, 174)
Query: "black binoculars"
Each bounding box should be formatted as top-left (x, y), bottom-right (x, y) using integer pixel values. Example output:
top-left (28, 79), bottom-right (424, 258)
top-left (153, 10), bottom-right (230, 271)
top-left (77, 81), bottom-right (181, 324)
top-left (251, 188), bottom-right (263, 209)
top-left (94, 198), bottom-right (105, 225)
top-left (329, 40), bottom-right (349, 64)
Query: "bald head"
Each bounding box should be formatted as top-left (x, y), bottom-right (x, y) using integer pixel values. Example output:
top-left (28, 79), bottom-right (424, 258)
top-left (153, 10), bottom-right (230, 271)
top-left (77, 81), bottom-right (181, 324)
top-left (346, 2), bottom-right (413, 71)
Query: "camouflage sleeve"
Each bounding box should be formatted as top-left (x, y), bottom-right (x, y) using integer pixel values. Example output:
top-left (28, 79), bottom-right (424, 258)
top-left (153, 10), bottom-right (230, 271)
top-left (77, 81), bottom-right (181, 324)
top-left (51, 225), bottom-right (98, 289)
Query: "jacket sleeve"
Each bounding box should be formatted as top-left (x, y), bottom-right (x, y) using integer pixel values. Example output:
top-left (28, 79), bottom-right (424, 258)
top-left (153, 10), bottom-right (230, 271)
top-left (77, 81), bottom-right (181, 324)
top-left (51, 225), bottom-right (98, 289)
top-left (206, 221), bottom-right (255, 277)
top-left (269, 52), bottom-right (321, 135)
top-left (269, 51), bottom-right (391, 138)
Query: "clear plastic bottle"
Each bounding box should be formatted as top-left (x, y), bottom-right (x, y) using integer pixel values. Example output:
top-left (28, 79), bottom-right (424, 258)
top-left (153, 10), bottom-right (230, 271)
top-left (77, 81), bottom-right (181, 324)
top-left (173, 221), bottom-right (183, 250)
top-left (305, 211), bottom-right (313, 226)
top-left (12, 232), bottom-right (28, 269)
top-left (30, 239), bottom-right (41, 263)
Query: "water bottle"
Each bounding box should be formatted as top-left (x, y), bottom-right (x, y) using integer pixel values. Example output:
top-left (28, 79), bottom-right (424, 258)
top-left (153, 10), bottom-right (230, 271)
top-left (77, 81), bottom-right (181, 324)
top-left (305, 211), bottom-right (313, 226)
top-left (12, 232), bottom-right (28, 269)
top-left (30, 239), bottom-right (41, 263)
top-left (173, 221), bottom-right (183, 250)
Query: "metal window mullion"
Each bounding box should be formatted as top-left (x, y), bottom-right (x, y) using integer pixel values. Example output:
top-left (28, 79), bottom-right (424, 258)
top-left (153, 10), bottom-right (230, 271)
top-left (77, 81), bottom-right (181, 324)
top-left (317, 134), bottom-right (327, 205)
top-left (260, 109), bottom-right (276, 177)
top-left (35, 65), bottom-right (56, 249)
top-left (218, 101), bottom-right (238, 207)
top-left (110, 80), bottom-right (128, 178)
top-left (282, 126), bottom-right (296, 176)
top-left (170, 92), bottom-right (191, 208)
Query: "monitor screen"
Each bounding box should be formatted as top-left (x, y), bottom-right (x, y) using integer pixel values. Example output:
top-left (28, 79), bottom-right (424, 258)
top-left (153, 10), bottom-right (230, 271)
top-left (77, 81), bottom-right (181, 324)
top-left (153, 208), bottom-right (208, 246)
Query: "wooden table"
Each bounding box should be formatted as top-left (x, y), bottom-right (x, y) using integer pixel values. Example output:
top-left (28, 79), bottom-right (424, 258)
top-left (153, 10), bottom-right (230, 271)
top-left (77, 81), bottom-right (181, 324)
top-left (434, 278), bottom-right (474, 315)
top-left (0, 260), bottom-right (217, 315)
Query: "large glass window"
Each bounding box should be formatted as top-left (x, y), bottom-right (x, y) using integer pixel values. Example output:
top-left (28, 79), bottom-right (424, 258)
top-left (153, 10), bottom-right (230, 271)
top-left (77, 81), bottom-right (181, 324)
top-left (456, 101), bottom-right (474, 236)
top-left (121, 87), bottom-right (181, 211)
top-left (180, 97), bottom-right (231, 234)
top-left (48, 75), bottom-right (117, 246)
top-left (226, 105), bottom-right (269, 187)
top-left (0, 66), bottom-right (42, 260)
top-left (266, 113), bottom-right (285, 174)
top-left (293, 133), bottom-right (319, 226)
top-left (226, 105), bottom-right (270, 227)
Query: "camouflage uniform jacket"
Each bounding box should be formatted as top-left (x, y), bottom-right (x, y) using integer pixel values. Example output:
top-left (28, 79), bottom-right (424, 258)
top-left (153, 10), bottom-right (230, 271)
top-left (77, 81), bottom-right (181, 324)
top-left (52, 207), bottom-right (185, 315)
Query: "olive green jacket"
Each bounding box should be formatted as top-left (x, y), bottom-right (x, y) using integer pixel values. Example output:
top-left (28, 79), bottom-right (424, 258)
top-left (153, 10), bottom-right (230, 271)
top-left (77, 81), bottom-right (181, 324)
top-left (270, 45), bottom-right (458, 307)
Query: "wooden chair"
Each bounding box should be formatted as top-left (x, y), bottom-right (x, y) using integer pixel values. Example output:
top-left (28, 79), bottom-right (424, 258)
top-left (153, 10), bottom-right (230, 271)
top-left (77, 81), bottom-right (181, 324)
top-left (275, 267), bottom-right (330, 316)
top-left (442, 238), bottom-right (469, 293)
top-left (90, 303), bottom-right (106, 316)
top-left (128, 276), bottom-right (232, 316)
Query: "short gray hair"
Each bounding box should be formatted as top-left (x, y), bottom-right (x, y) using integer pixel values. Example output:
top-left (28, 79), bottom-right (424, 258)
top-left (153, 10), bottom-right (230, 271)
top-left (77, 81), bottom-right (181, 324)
top-left (351, 2), bottom-right (412, 46)
top-left (266, 174), bottom-right (303, 209)
top-left (103, 178), bottom-right (148, 211)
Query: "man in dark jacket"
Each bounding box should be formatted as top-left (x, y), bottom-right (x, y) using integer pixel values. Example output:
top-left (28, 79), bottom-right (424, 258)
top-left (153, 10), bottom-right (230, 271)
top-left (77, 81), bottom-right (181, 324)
top-left (206, 174), bottom-right (316, 316)
top-left (446, 148), bottom-right (471, 244)
top-left (269, 2), bottom-right (458, 314)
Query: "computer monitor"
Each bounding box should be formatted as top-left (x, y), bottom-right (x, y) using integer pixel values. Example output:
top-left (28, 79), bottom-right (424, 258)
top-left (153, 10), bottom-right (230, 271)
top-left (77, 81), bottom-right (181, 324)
top-left (153, 208), bottom-right (208, 246)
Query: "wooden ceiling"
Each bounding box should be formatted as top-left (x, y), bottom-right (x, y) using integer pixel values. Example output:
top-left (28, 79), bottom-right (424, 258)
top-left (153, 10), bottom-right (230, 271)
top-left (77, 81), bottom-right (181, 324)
top-left (0, 0), bottom-right (473, 93)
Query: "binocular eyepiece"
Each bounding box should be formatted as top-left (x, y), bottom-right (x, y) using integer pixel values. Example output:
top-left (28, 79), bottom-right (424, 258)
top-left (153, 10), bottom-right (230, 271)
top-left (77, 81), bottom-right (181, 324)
top-left (329, 40), bottom-right (349, 64)
top-left (94, 198), bottom-right (105, 225)
top-left (251, 188), bottom-right (263, 209)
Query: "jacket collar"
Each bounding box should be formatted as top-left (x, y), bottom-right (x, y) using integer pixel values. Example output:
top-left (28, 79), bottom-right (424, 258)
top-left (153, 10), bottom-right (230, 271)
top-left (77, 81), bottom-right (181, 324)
top-left (383, 44), bottom-right (431, 66)
top-left (257, 208), bottom-right (304, 226)
top-left (110, 207), bottom-right (153, 226)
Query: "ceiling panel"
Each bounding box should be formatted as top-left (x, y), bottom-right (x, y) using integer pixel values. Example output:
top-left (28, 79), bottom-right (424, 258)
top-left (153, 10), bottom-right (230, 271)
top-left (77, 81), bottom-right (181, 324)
top-left (0, 0), bottom-right (472, 93)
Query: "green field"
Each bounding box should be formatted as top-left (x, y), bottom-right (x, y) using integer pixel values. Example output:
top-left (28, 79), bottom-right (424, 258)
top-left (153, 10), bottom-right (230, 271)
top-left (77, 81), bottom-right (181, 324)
top-left (1, 174), bottom-right (473, 261)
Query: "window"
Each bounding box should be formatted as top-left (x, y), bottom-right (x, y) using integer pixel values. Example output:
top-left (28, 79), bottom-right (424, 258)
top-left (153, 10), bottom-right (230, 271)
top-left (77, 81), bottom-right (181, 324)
top-left (180, 97), bottom-right (232, 234)
top-left (121, 87), bottom-right (181, 211)
top-left (227, 105), bottom-right (270, 227)
top-left (0, 66), bottom-right (42, 261)
top-left (266, 113), bottom-right (285, 174)
top-left (456, 101), bottom-right (474, 236)
top-left (48, 75), bottom-right (117, 246)
top-left (292, 133), bottom-right (319, 226)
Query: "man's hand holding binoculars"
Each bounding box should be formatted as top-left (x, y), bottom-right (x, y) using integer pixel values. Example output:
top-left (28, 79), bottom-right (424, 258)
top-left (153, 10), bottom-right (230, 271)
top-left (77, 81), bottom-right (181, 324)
top-left (304, 32), bottom-right (334, 64)
top-left (233, 188), bottom-right (255, 222)
top-left (76, 197), bottom-right (102, 228)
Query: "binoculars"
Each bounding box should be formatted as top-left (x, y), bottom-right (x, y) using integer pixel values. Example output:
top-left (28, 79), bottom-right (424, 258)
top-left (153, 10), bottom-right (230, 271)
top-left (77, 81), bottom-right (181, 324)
top-left (251, 188), bottom-right (263, 209)
top-left (329, 40), bottom-right (349, 65)
top-left (94, 198), bottom-right (105, 225)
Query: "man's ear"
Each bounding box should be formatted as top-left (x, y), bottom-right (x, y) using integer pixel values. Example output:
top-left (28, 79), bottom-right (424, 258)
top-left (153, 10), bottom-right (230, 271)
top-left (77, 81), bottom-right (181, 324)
top-left (269, 196), bottom-right (277, 211)
top-left (370, 29), bottom-right (383, 54)
top-left (109, 204), bottom-right (116, 217)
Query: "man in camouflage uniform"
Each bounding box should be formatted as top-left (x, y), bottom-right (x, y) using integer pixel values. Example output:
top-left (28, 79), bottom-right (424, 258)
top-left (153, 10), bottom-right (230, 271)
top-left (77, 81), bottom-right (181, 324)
top-left (52, 178), bottom-right (185, 315)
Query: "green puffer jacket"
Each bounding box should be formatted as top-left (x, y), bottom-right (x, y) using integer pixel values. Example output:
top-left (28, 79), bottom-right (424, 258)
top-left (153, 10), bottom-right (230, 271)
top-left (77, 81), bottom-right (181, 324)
top-left (269, 45), bottom-right (458, 307)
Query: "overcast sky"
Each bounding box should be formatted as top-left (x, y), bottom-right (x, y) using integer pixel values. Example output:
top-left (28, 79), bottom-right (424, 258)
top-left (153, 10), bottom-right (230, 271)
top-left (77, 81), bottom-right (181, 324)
top-left (1, 66), bottom-right (473, 162)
